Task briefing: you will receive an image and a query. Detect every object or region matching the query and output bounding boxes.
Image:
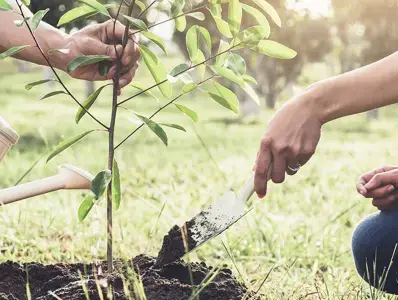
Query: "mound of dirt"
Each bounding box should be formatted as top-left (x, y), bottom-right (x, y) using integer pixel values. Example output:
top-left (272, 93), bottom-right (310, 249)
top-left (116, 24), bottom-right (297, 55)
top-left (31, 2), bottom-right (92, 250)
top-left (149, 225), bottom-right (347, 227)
top-left (0, 254), bottom-right (254, 299)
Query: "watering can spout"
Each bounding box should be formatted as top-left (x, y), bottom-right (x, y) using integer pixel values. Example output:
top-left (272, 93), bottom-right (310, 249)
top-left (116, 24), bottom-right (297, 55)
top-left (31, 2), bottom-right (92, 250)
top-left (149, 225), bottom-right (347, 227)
top-left (0, 165), bottom-right (94, 205)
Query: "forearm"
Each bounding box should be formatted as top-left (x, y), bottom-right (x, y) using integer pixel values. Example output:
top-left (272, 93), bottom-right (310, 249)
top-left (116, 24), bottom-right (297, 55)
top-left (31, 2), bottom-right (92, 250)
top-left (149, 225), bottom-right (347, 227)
top-left (308, 51), bottom-right (398, 124)
top-left (0, 1), bottom-right (68, 70)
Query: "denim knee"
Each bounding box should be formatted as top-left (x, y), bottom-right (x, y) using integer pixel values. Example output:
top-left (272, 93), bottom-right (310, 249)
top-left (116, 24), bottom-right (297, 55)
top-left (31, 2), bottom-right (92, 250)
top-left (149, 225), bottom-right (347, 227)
top-left (352, 210), bottom-right (398, 294)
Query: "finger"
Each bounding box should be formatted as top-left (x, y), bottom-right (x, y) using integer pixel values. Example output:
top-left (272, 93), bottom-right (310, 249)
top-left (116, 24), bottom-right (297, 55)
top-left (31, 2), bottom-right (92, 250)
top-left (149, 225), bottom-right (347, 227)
top-left (105, 20), bottom-right (126, 44)
top-left (372, 193), bottom-right (398, 208)
top-left (286, 157), bottom-right (299, 176)
top-left (365, 185), bottom-right (395, 199)
top-left (271, 151), bottom-right (286, 183)
top-left (81, 38), bottom-right (123, 60)
top-left (122, 35), bottom-right (139, 66)
top-left (119, 71), bottom-right (134, 89)
top-left (365, 170), bottom-right (398, 191)
top-left (357, 165), bottom-right (398, 194)
top-left (255, 139), bottom-right (272, 198)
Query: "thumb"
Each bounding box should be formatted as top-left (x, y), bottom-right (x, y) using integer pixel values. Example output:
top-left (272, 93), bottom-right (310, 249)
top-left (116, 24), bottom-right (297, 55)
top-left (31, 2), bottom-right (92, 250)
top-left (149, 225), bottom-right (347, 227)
top-left (82, 39), bottom-right (123, 60)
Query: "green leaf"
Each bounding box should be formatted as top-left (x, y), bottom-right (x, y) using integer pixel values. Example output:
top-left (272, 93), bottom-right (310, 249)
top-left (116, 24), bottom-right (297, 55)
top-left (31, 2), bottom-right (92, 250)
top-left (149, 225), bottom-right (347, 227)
top-left (250, 0), bottom-right (281, 27)
top-left (159, 123), bottom-right (186, 132)
top-left (236, 25), bottom-right (268, 44)
top-left (25, 79), bottom-right (55, 91)
top-left (136, 114), bottom-right (168, 146)
top-left (112, 159), bottom-right (121, 210)
top-left (198, 27), bottom-right (212, 52)
top-left (123, 15), bottom-right (148, 31)
top-left (47, 130), bottom-right (95, 162)
top-left (208, 81), bottom-right (239, 113)
top-left (139, 44), bottom-right (172, 99)
top-left (212, 15), bottom-right (233, 38)
top-left (58, 4), bottom-right (113, 26)
top-left (215, 40), bottom-right (229, 67)
top-left (40, 91), bottom-right (67, 100)
top-left (226, 53), bottom-right (246, 76)
top-left (48, 48), bottom-right (70, 55)
top-left (98, 60), bottom-right (112, 76)
top-left (21, 0), bottom-right (30, 6)
top-left (228, 0), bottom-right (242, 37)
top-left (171, 0), bottom-right (186, 32)
top-left (0, 45), bottom-right (29, 60)
top-left (209, 3), bottom-right (222, 18)
top-left (91, 170), bottom-right (112, 200)
top-left (242, 82), bottom-right (260, 105)
top-left (67, 55), bottom-right (110, 73)
top-left (0, 0), bottom-right (12, 11)
top-left (14, 18), bottom-right (30, 27)
top-left (186, 25), bottom-right (199, 61)
top-left (131, 82), bottom-right (159, 102)
top-left (78, 196), bottom-right (95, 222)
top-left (136, 0), bottom-right (146, 12)
top-left (75, 85), bottom-right (108, 124)
top-left (170, 0), bottom-right (185, 17)
top-left (175, 104), bottom-right (198, 122)
top-left (182, 82), bottom-right (198, 93)
top-left (252, 40), bottom-right (297, 59)
top-left (186, 12), bottom-right (205, 21)
top-left (193, 50), bottom-right (206, 80)
top-left (141, 31), bottom-right (168, 55)
top-left (243, 74), bottom-right (258, 84)
top-left (241, 4), bottom-right (270, 36)
top-left (175, 15), bottom-right (187, 32)
top-left (30, 9), bottom-right (49, 31)
top-left (168, 63), bottom-right (190, 83)
top-left (210, 66), bottom-right (245, 86)
top-left (169, 63), bottom-right (190, 77)
top-left (77, 0), bottom-right (110, 17)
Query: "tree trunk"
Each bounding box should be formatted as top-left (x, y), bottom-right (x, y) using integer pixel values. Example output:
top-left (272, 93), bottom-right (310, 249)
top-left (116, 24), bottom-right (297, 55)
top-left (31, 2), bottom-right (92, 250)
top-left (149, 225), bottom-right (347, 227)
top-left (266, 90), bottom-right (276, 109)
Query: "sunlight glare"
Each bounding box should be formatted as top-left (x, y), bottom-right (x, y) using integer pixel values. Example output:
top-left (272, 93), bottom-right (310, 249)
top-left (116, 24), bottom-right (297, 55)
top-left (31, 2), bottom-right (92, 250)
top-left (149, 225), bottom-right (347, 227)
top-left (286, 0), bottom-right (331, 17)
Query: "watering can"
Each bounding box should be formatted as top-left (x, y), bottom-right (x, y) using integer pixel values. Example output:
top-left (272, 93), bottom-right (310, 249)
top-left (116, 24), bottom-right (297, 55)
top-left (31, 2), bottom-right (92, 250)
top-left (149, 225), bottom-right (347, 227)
top-left (0, 117), bottom-right (94, 205)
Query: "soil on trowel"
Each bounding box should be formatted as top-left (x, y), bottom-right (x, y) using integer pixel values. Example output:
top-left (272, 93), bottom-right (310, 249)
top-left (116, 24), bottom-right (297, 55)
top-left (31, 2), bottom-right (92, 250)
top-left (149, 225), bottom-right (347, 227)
top-left (0, 254), bottom-right (254, 299)
top-left (156, 222), bottom-right (197, 266)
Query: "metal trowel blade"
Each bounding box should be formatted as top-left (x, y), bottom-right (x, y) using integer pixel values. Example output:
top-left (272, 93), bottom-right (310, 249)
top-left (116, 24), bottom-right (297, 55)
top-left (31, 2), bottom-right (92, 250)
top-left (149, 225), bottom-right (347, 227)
top-left (156, 174), bottom-right (254, 266)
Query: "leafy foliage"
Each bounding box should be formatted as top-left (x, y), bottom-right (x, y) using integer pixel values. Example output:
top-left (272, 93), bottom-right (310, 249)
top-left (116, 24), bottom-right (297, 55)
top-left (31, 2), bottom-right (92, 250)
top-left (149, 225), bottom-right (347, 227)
top-left (75, 85), bottom-right (109, 124)
top-left (91, 170), bottom-right (112, 200)
top-left (47, 130), bottom-right (95, 162)
top-left (0, 46), bottom-right (29, 60)
top-left (67, 55), bottom-right (110, 73)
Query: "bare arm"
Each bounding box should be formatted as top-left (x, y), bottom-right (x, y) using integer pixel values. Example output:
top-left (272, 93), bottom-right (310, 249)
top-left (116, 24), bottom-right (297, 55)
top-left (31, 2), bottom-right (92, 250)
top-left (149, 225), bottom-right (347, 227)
top-left (254, 51), bottom-right (398, 197)
top-left (0, 0), bottom-right (140, 87)
top-left (314, 51), bottom-right (398, 123)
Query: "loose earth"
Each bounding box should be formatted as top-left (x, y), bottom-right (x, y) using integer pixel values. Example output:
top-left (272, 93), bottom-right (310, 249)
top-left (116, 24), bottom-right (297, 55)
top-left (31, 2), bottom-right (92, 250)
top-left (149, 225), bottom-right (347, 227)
top-left (0, 254), bottom-right (254, 299)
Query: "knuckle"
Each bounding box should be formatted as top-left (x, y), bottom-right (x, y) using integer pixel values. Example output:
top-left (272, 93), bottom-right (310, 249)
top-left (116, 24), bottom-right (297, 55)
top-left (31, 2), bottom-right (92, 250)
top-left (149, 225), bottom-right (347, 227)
top-left (260, 138), bottom-right (271, 150)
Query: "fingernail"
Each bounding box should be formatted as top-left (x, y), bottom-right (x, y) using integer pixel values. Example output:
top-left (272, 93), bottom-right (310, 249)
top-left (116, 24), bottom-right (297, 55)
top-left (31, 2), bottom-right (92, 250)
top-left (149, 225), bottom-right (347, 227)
top-left (257, 193), bottom-right (265, 199)
top-left (119, 79), bottom-right (128, 88)
top-left (360, 190), bottom-right (366, 196)
top-left (388, 185), bottom-right (395, 193)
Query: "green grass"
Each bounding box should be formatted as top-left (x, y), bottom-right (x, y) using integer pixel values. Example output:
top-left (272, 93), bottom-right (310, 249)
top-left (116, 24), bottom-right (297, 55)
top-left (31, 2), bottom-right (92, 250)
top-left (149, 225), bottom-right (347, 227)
top-left (1, 58), bottom-right (398, 299)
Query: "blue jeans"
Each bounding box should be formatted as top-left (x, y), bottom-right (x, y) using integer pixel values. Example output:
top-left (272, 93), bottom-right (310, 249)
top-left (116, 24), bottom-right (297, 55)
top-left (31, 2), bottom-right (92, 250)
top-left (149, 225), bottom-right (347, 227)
top-left (352, 210), bottom-right (398, 294)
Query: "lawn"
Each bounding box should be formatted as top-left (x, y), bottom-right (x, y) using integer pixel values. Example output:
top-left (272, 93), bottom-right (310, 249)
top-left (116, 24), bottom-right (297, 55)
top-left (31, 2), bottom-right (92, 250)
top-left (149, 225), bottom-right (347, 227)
top-left (1, 58), bottom-right (398, 299)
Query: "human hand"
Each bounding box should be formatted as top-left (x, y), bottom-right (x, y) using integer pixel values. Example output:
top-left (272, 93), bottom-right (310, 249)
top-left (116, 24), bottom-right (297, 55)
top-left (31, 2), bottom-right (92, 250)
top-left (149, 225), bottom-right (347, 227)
top-left (357, 165), bottom-right (398, 210)
top-left (253, 90), bottom-right (323, 198)
top-left (53, 20), bottom-right (140, 92)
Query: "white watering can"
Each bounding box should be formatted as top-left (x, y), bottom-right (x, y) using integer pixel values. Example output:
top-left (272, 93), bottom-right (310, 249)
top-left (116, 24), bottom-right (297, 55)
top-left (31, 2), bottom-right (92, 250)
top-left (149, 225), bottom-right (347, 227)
top-left (0, 117), bottom-right (93, 205)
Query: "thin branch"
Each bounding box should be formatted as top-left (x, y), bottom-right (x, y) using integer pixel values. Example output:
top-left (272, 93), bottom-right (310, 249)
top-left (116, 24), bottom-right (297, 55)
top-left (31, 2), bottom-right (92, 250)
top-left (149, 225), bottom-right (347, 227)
top-left (14, 0), bottom-right (109, 130)
top-left (129, 4), bottom-right (207, 37)
top-left (137, 0), bottom-right (157, 18)
top-left (118, 43), bottom-right (240, 106)
top-left (115, 75), bottom-right (214, 149)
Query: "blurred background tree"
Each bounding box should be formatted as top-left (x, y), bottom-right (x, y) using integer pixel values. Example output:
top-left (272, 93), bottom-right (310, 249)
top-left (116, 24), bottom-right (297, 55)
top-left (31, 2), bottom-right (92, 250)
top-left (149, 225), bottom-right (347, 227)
top-left (16, 0), bottom-right (398, 115)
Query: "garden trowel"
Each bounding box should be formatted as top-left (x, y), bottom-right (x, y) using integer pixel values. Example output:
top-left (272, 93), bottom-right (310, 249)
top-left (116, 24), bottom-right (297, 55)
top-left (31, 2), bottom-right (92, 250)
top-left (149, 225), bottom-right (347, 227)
top-left (156, 171), bottom-right (265, 266)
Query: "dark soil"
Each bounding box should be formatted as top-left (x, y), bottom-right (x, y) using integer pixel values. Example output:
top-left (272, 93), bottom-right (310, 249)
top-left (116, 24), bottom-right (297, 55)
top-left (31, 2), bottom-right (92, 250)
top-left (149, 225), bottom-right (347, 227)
top-left (156, 222), bottom-right (197, 267)
top-left (0, 254), bottom-right (254, 299)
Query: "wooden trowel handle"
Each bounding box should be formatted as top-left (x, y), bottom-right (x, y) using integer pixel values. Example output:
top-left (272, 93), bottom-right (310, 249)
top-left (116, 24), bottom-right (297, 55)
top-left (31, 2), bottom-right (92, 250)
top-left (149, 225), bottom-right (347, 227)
top-left (237, 167), bottom-right (273, 203)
